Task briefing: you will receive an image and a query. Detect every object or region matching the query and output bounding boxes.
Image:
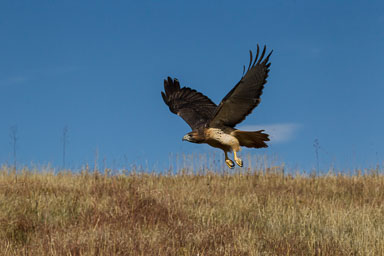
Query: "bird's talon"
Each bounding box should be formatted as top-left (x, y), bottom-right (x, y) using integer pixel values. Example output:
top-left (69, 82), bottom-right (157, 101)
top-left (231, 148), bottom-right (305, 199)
top-left (225, 159), bottom-right (235, 169)
top-left (235, 158), bottom-right (243, 167)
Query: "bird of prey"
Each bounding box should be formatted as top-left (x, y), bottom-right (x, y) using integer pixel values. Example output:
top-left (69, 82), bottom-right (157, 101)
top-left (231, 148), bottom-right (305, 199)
top-left (161, 45), bottom-right (272, 168)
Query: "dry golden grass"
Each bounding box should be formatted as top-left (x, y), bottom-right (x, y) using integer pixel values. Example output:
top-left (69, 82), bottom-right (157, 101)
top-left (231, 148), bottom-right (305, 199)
top-left (1, 165), bottom-right (384, 255)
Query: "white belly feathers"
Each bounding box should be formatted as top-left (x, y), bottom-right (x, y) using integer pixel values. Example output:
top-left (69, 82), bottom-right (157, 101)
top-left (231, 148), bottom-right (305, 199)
top-left (206, 128), bottom-right (240, 151)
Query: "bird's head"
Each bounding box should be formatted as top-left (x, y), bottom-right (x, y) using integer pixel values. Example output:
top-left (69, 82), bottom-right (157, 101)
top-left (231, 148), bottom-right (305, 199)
top-left (182, 131), bottom-right (204, 143)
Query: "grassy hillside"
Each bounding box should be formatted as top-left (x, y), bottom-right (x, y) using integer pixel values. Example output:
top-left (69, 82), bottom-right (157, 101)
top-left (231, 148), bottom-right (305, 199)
top-left (0, 166), bottom-right (384, 255)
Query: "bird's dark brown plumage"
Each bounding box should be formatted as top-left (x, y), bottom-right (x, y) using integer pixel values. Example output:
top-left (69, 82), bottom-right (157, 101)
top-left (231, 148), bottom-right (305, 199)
top-left (161, 45), bottom-right (273, 168)
top-left (209, 46), bottom-right (272, 128)
top-left (161, 77), bottom-right (217, 130)
top-left (162, 45), bottom-right (272, 130)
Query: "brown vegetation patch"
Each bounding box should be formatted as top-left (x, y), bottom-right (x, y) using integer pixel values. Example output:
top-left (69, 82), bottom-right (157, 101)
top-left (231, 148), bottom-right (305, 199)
top-left (1, 169), bottom-right (384, 255)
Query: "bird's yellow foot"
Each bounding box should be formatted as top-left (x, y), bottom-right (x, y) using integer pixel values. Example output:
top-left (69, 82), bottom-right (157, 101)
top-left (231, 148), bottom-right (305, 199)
top-left (225, 159), bottom-right (235, 169)
top-left (235, 158), bottom-right (243, 167)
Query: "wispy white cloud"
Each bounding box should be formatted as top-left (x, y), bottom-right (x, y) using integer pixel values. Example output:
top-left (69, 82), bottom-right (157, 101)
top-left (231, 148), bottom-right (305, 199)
top-left (379, 14), bottom-right (384, 24)
top-left (238, 123), bottom-right (301, 143)
top-left (0, 66), bottom-right (80, 88)
top-left (0, 76), bottom-right (29, 87)
top-left (310, 47), bottom-right (321, 56)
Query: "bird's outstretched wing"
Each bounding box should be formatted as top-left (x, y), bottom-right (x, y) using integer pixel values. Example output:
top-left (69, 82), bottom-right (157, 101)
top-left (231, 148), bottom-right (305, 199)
top-left (209, 45), bottom-right (272, 128)
top-left (161, 77), bottom-right (217, 130)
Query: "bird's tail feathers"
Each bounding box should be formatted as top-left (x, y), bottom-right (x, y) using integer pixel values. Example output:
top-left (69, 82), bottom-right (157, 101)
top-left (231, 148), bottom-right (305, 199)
top-left (232, 130), bottom-right (269, 148)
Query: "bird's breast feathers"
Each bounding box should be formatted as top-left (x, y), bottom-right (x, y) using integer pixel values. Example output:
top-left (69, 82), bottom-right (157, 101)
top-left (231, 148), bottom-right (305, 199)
top-left (205, 128), bottom-right (240, 151)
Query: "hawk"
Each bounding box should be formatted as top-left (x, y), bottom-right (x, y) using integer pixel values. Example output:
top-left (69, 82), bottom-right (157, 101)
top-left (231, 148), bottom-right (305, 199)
top-left (161, 45), bottom-right (272, 168)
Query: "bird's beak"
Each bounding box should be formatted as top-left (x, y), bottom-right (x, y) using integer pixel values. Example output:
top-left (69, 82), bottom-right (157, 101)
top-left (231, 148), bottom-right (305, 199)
top-left (182, 135), bottom-right (189, 141)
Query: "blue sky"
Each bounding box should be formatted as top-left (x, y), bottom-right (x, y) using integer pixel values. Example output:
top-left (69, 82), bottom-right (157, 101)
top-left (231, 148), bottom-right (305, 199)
top-left (1, 1), bottom-right (383, 172)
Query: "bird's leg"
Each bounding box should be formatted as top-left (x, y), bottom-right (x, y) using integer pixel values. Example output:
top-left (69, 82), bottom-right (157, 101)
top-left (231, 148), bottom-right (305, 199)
top-left (224, 151), bottom-right (235, 169)
top-left (233, 151), bottom-right (243, 167)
